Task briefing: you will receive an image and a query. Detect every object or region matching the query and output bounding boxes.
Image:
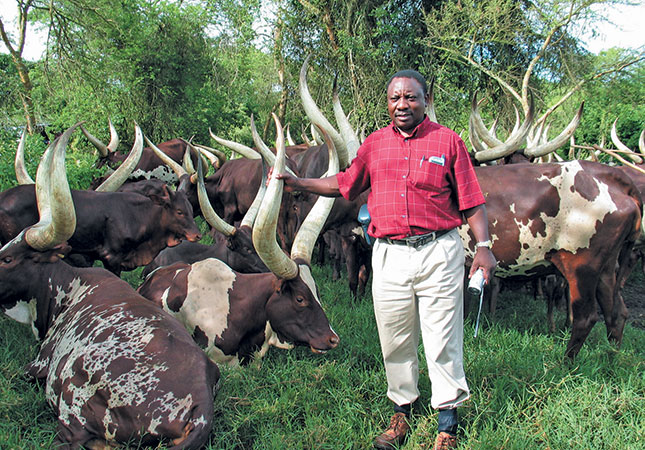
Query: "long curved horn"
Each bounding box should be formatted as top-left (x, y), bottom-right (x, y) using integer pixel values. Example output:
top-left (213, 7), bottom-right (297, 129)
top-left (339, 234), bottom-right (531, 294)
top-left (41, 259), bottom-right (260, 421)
top-left (209, 128), bottom-right (261, 160)
top-left (525, 103), bottom-right (584, 158)
top-left (472, 93), bottom-right (535, 162)
top-left (332, 77), bottom-right (360, 161)
top-left (611, 118), bottom-right (644, 164)
top-left (310, 123), bottom-right (324, 146)
top-left (290, 128), bottom-right (339, 265)
top-left (468, 116), bottom-right (488, 155)
top-left (299, 56), bottom-right (349, 168)
top-left (25, 123), bottom-right (79, 251)
top-left (193, 143), bottom-right (227, 168)
top-left (240, 157), bottom-right (268, 229)
top-left (183, 141), bottom-right (196, 175)
top-left (250, 115), bottom-right (297, 177)
top-left (470, 95), bottom-right (503, 149)
top-left (286, 124), bottom-right (296, 146)
top-left (197, 156), bottom-right (236, 236)
top-left (95, 123), bottom-right (144, 192)
top-left (252, 113), bottom-right (299, 280)
top-left (425, 76), bottom-right (437, 123)
top-left (80, 118), bottom-right (119, 157)
top-left (301, 124), bottom-right (315, 147)
top-left (15, 127), bottom-right (34, 184)
top-left (144, 135), bottom-right (188, 179)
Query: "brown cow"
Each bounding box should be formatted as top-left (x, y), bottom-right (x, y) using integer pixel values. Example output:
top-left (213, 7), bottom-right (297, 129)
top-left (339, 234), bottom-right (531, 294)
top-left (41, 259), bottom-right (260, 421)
top-left (0, 126), bottom-right (219, 449)
top-left (460, 160), bottom-right (643, 358)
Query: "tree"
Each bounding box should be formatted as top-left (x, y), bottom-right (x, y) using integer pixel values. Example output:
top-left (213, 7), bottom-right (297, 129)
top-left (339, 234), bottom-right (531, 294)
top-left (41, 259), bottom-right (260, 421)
top-left (0, 0), bottom-right (38, 133)
top-left (422, 0), bottom-right (644, 136)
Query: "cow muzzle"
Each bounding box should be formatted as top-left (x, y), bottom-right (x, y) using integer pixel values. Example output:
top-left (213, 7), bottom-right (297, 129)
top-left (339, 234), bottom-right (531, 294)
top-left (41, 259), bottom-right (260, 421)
top-left (310, 332), bottom-right (340, 354)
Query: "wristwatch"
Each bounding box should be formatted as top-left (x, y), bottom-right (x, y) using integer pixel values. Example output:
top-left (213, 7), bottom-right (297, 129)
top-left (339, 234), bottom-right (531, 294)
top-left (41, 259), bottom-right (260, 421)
top-left (475, 240), bottom-right (493, 249)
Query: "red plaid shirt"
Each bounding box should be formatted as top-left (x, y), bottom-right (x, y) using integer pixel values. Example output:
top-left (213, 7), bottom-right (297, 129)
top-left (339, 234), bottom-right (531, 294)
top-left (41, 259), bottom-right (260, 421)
top-left (336, 117), bottom-right (485, 240)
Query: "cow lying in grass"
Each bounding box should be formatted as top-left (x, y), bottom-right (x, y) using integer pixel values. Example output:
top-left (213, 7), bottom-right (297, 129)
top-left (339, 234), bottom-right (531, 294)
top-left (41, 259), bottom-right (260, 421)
top-left (0, 125), bottom-right (219, 449)
top-left (138, 115), bottom-right (340, 366)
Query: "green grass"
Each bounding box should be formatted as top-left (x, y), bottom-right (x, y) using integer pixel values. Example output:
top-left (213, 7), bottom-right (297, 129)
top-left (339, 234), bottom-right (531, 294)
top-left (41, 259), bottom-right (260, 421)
top-left (1, 265), bottom-right (643, 449)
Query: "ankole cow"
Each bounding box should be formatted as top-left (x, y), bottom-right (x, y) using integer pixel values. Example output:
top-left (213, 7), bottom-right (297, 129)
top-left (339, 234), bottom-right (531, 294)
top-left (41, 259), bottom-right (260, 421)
top-left (460, 160), bottom-right (643, 358)
top-left (138, 115), bottom-right (340, 365)
top-left (0, 125), bottom-right (219, 449)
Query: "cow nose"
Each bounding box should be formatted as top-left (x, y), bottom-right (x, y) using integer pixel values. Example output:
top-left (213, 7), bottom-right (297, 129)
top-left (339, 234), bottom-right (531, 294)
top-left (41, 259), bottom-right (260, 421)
top-left (329, 333), bottom-right (340, 348)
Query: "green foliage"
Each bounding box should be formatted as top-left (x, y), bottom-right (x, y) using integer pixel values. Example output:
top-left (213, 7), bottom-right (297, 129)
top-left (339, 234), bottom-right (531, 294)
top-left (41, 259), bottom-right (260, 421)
top-left (0, 54), bottom-right (25, 123)
top-left (573, 55), bottom-right (645, 152)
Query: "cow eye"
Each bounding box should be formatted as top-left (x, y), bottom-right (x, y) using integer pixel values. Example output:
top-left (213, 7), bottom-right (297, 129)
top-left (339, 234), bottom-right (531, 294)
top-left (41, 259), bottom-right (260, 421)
top-left (2, 256), bottom-right (11, 264)
top-left (176, 209), bottom-right (185, 216)
top-left (295, 296), bottom-right (304, 304)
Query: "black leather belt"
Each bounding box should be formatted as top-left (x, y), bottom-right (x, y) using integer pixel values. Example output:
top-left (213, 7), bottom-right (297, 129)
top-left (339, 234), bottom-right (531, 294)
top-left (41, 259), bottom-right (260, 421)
top-left (379, 229), bottom-right (452, 249)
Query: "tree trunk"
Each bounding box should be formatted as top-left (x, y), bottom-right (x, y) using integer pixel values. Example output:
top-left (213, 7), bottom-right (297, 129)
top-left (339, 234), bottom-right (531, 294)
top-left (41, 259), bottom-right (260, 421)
top-left (0, 2), bottom-right (38, 134)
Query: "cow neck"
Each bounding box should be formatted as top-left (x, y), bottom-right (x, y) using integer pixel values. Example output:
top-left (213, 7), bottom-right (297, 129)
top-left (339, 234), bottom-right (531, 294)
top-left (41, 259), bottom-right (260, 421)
top-left (32, 261), bottom-right (71, 340)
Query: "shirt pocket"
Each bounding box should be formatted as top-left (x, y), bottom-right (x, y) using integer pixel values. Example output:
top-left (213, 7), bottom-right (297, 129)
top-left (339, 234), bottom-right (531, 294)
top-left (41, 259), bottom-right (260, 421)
top-left (410, 155), bottom-right (447, 192)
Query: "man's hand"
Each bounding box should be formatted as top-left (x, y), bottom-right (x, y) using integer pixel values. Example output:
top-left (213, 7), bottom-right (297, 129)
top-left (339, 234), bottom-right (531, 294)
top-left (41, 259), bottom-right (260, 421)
top-left (266, 167), bottom-right (299, 192)
top-left (266, 168), bottom-right (341, 197)
top-left (470, 247), bottom-right (497, 285)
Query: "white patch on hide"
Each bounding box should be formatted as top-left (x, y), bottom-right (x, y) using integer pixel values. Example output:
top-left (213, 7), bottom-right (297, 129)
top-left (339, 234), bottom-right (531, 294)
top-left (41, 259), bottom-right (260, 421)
top-left (171, 258), bottom-right (236, 362)
top-left (461, 161), bottom-right (618, 277)
top-left (3, 298), bottom-right (37, 326)
top-left (130, 166), bottom-right (177, 184)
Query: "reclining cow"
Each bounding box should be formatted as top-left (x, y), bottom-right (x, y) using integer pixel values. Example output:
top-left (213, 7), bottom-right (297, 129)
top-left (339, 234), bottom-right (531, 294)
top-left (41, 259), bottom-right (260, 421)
top-left (138, 115), bottom-right (340, 365)
top-left (0, 125), bottom-right (219, 449)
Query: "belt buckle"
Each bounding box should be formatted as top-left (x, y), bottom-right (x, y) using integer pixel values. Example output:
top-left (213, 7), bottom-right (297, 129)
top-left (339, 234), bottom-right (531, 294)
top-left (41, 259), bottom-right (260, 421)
top-left (407, 231), bottom-right (435, 248)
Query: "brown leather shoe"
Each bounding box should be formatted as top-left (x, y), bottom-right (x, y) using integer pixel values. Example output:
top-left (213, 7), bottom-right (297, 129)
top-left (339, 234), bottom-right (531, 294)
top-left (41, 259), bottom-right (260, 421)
top-left (433, 431), bottom-right (458, 450)
top-left (373, 412), bottom-right (410, 449)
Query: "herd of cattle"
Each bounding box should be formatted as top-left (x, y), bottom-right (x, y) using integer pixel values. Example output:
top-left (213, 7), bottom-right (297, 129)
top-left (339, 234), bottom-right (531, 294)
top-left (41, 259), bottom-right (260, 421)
top-left (1, 62), bottom-right (644, 447)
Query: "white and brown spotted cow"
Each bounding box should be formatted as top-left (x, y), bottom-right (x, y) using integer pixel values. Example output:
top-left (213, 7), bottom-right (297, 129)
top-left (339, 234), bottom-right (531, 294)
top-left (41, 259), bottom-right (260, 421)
top-left (137, 114), bottom-right (340, 366)
top-left (460, 160), bottom-right (643, 358)
top-left (0, 126), bottom-right (219, 449)
top-left (138, 257), bottom-right (339, 365)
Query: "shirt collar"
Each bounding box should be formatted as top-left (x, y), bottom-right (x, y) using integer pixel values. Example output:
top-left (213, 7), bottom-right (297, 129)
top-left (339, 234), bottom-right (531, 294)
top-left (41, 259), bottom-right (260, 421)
top-left (390, 115), bottom-right (432, 139)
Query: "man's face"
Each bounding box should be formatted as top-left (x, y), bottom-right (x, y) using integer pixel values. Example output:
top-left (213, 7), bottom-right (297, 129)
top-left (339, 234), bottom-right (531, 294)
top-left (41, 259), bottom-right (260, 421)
top-left (387, 77), bottom-right (428, 135)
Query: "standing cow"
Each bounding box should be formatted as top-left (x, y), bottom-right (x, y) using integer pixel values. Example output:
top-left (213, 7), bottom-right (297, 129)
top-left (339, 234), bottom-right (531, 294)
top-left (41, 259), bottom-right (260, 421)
top-left (460, 160), bottom-right (643, 358)
top-left (0, 126), bottom-right (219, 449)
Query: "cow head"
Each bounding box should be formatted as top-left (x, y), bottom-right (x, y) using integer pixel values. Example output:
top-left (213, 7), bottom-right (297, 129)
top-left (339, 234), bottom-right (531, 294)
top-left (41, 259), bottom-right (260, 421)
top-left (265, 264), bottom-right (338, 353)
top-left (151, 183), bottom-right (201, 245)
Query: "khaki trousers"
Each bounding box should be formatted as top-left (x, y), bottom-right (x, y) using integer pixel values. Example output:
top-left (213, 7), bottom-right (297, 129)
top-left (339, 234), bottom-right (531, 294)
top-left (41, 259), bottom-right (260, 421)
top-left (372, 229), bottom-right (470, 410)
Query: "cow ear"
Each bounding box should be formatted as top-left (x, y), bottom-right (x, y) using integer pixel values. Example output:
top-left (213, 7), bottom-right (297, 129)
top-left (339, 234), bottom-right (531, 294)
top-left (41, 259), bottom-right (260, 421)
top-left (274, 278), bottom-right (288, 294)
top-left (149, 184), bottom-right (172, 206)
top-left (33, 243), bottom-right (71, 264)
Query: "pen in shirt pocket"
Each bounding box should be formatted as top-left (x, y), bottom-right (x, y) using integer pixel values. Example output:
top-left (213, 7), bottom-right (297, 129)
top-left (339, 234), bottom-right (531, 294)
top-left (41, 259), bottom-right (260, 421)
top-left (419, 155), bottom-right (425, 167)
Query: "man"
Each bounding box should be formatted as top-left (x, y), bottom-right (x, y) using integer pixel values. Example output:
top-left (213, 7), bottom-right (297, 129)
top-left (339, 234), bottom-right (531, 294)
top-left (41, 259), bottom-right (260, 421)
top-left (276, 69), bottom-right (496, 449)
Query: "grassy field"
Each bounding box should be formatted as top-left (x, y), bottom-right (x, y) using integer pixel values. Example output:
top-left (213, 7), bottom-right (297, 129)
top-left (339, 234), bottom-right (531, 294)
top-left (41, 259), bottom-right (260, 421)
top-left (0, 263), bottom-right (643, 449)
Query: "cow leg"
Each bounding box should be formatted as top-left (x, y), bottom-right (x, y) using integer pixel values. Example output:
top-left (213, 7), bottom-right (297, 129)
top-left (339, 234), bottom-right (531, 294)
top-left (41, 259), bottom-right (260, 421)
top-left (341, 236), bottom-right (359, 298)
top-left (546, 292), bottom-right (555, 334)
top-left (565, 283), bottom-right (599, 358)
top-left (550, 254), bottom-right (600, 358)
top-left (54, 419), bottom-right (98, 450)
top-left (357, 246), bottom-right (372, 298)
top-left (317, 235), bottom-right (327, 265)
top-left (488, 277), bottom-right (500, 318)
top-left (597, 243), bottom-right (632, 347)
